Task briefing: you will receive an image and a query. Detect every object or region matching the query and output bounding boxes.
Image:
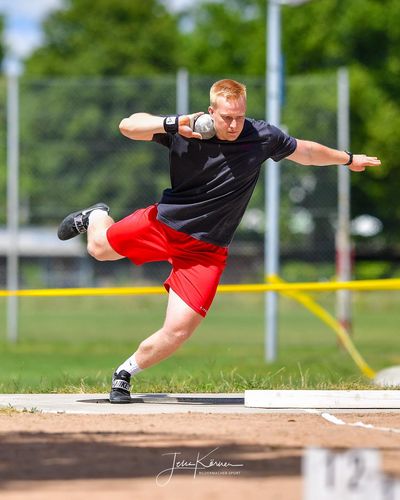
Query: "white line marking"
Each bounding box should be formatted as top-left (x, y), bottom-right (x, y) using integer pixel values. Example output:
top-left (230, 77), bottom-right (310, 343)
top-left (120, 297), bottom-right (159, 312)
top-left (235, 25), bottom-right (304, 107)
top-left (303, 408), bottom-right (400, 434)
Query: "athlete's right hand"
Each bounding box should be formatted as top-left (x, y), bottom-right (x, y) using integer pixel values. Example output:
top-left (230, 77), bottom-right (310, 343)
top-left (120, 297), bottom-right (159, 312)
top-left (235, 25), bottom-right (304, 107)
top-left (178, 112), bottom-right (204, 139)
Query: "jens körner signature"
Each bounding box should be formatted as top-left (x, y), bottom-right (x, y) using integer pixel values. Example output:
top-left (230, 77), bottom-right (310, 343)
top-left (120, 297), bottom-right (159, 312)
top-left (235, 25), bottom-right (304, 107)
top-left (156, 447), bottom-right (244, 486)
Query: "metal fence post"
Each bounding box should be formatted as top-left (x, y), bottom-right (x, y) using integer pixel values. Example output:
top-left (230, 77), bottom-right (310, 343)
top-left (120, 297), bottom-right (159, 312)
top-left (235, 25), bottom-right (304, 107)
top-left (176, 68), bottom-right (189, 115)
top-left (6, 71), bottom-right (20, 343)
top-left (336, 67), bottom-right (352, 334)
top-left (265, 0), bottom-right (282, 362)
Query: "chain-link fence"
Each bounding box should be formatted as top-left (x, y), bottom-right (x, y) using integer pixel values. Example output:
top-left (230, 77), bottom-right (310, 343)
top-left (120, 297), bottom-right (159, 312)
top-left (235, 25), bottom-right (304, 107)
top-left (0, 72), bottom-right (338, 288)
top-left (280, 72), bottom-right (338, 281)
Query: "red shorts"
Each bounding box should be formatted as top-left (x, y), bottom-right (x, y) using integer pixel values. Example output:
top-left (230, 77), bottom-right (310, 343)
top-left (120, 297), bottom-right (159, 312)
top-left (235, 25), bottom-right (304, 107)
top-left (106, 205), bottom-right (228, 317)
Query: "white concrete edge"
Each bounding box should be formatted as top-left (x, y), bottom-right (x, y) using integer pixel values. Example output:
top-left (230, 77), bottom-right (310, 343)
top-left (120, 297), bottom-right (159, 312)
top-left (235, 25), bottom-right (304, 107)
top-left (245, 390), bottom-right (400, 409)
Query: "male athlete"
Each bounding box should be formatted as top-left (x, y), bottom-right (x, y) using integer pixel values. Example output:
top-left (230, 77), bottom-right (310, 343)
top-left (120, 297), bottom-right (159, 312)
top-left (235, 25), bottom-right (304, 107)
top-left (57, 79), bottom-right (381, 403)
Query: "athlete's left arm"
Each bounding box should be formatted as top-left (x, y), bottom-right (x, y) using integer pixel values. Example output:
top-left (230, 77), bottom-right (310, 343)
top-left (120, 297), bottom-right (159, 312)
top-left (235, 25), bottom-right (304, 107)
top-left (287, 139), bottom-right (381, 172)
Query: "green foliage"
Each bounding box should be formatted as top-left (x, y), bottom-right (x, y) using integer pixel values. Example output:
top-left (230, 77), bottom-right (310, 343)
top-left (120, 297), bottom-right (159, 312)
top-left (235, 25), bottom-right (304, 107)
top-left (179, 0), bottom-right (266, 76)
top-left (0, 17), bottom-right (5, 223)
top-left (281, 0), bottom-right (400, 242)
top-left (284, 0), bottom-right (400, 104)
top-left (25, 0), bottom-right (180, 76)
top-left (0, 15), bottom-right (5, 68)
top-left (18, 76), bottom-right (176, 223)
top-left (349, 65), bottom-right (400, 242)
top-left (0, 76), bottom-right (6, 224)
top-left (354, 261), bottom-right (393, 280)
top-left (281, 261), bottom-right (335, 283)
top-left (21, 2), bottom-right (183, 222)
top-left (16, 0), bottom-right (400, 244)
top-left (180, 0), bottom-right (400, 244)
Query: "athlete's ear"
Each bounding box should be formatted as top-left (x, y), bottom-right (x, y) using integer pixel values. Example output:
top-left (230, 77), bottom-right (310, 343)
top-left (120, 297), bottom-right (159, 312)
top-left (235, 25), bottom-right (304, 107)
top-left (208, 106), bottom-right (214, 116)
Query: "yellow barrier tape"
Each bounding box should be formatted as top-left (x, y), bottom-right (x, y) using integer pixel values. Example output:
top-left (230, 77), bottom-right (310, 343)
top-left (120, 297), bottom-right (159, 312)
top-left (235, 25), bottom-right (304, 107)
top-left (1, 278), bottom-right (400, 297)
top-left (0, 286), bottom-right (166, 297)
top-left (268, 275), bottom-right (376, 379)
top-left (219, 278), bottom-right (400, 293)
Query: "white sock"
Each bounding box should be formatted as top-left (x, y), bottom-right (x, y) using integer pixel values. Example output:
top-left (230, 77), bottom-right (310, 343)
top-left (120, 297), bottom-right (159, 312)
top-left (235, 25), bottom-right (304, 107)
top-left (116, 353), bottom-right (143, 376)
top-left (88, 209), bottom-right (108, 224)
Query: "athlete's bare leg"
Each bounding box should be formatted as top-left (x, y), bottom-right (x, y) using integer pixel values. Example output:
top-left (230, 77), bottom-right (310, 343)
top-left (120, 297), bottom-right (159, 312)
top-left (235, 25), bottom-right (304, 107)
top-left (86, 210), bottom-right (123, 261)
top-left (134, 288), bottom-right (203, 369)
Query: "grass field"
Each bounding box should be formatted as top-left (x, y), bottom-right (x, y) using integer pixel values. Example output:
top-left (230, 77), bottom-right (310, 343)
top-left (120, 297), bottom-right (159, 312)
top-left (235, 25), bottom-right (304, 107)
top-left (0, 291), bottom-right (399, 393)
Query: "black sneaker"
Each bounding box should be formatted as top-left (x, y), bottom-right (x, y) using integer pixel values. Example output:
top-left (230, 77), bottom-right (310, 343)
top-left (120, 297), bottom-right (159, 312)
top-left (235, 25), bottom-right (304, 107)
top-left (57, 202), bottom-right (110, 241)
top-left (109, 370), bottom-right (132, 404)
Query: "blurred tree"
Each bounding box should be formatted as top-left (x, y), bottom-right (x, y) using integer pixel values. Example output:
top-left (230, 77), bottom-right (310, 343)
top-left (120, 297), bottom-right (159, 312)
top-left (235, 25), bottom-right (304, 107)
top-left (18, 76), bottom-right (176, 225)
top-left (18, 0), bottom-right (400, 246)
top-left (281, 0), bottom-right (400, 241)
top-left (0, 16), bottom-right (6, 224)
top-left (282, 0), bottom-right (400, 102)
top-left (25, 0), bottom-right (180, 75)
top-left (0, 15), bottom-right (5, 67)
top-left (179, 0), bottom-right (266, 76)
top-left (180, 0), bottom-right (400, 244)
top-left (20, 1), bottom-right (181, 224)
top-left (180, 0), bottom-right (400, 103)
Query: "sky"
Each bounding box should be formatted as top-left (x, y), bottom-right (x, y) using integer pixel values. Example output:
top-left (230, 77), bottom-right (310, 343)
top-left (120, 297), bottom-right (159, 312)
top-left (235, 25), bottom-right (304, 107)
top-left (0, 0), bottom-right (63, 61)
top-left (0, 0), bottom-right (193, 71)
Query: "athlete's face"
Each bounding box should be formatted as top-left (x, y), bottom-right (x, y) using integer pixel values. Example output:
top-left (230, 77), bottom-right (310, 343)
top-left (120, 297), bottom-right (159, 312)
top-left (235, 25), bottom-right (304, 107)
top-left (209, 95), bottom-right (246, 141)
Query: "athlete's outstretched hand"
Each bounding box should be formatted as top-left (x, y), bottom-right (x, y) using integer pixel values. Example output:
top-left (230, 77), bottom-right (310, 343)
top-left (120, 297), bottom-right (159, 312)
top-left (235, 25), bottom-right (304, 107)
top-left (348, 155), bottom-right (381, 172)
top-left (178, 112), bottom-right (204, 139)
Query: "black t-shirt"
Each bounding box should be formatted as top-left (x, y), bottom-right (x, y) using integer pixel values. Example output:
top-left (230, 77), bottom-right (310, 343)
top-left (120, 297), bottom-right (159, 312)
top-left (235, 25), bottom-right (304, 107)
top-left (152, 118), bottom-right (297, 247)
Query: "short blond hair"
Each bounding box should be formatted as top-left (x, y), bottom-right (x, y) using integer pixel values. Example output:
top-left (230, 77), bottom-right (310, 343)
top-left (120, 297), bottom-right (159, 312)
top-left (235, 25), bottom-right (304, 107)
top-left (210, 79), bottom-right (247, 107)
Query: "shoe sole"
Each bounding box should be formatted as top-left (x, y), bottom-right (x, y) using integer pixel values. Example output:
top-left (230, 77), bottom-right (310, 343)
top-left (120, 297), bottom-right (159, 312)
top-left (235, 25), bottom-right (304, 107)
top-left (109, 395), bottom-right (132, 404)
top-left (109, 398), bottom-right (133, 404)
top-left (109, 388), bottom-right (132, 404)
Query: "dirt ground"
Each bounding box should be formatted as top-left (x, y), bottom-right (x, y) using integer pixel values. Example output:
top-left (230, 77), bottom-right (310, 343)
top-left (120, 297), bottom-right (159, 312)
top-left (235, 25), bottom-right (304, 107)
top-left (0, 411), bottom-right (399, 500)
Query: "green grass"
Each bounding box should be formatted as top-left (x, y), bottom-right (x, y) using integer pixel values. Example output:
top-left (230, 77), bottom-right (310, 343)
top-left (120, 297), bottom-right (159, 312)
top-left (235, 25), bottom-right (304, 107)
top-left (0, 291), bottom-right (399, 393)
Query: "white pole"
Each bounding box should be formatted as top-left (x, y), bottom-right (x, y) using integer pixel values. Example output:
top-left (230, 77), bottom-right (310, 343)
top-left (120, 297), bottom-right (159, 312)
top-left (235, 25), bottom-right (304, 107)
top-left (176, 68), bottom-right (189, 115)
top-left (6, 72), bottom-right (20, 343)
top-left (336, 67), bottom-right (352, 333)
top-left (265, 0), bottom-right (282, 362)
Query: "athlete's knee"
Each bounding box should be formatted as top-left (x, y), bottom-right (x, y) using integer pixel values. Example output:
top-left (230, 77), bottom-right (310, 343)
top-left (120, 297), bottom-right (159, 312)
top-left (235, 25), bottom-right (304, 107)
top-left (162, 326), bottom-right (194, 345)
top-left (87, 233), bottom-right (111, 261)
